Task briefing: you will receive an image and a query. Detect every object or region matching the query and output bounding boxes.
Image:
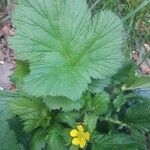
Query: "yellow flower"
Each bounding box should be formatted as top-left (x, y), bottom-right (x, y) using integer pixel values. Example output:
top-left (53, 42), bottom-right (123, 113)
top-left (70, 125), bottom-right (90, 148)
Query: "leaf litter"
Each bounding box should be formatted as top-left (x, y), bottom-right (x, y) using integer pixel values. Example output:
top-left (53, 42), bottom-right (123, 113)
top-left (0, 0), bottom-right (16, 90)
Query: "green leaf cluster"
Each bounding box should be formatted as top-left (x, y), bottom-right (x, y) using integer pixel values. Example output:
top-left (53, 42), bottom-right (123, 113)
top-left (0, 0), bottom-right (149, 150)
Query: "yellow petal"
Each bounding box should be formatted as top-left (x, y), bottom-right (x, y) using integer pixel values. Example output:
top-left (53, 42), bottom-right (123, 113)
top-left (84, 132), bottom-right (90, 141)
top-left (77, 125), bottom-right (84, 132)
top-left (79, 138), bottom-right (86, 148)
top-left (70, 129), bottom-right (78, 137)
top-left (72, 138), bottom-right (80, 145)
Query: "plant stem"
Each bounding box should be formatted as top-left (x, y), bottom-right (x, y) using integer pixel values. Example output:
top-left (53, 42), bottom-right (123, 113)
top-left (100, 117), bottom-right (130, 128)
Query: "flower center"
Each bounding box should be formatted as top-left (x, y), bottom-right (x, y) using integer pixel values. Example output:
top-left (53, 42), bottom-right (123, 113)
top-left (77, 132), bottom-right (85, 140)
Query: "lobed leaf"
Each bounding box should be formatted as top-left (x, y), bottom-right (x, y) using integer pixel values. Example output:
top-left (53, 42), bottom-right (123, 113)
top-left (10, 0), bottom-right (124, 100)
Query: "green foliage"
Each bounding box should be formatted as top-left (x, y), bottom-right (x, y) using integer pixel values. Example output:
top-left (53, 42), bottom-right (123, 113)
top-left (69, 145), bottom-right (78, 150)
top-left (47, 128), bottom-right (66, 150)
top-left (0, 121), bottom-right (24, 150)
top-left (131, 129), bottom-right (147, 149)
top-left (89, 78), bottom-right (111, 93)
top-left (10, 97), bottom-right (51, 132)
top-left (92, 134), bottom-right (136, 150)
top-left (113, 93), bottom-right (126, 109)
top-left (11, 61), bottom-right (30, 91)
top-left (31, 128), bottom-right (67, 150)
top-left (127, 77), bottom-right (150, 90)
top-left (0, 91), bottom-right (20, 120)
top-left (57, 112), bottom-right (81, 127)
top-left (31, 129), bottom-right (47, 150)
top-left (43, 96), bottom-right (85, 111)
top-left (10, 0), bottom-right (124, 100)
top-left (3, 0), bottom-right (150, 150)
top-left (85, 92), bottom-right (109, 115)
top-left (9, 117), bottom-right (32, 150)
top-left (84, 113), bottom-right (98, 133)
top-left (124, 101), bottom-right (150, 130)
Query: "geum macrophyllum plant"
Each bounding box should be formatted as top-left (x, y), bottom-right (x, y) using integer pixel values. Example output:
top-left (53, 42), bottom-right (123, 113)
top-left (0, 0), bottom-right (150, 150)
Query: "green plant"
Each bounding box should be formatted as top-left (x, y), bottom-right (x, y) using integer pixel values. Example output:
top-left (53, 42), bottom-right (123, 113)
top-left (0, 0), bottom-right (150, 150)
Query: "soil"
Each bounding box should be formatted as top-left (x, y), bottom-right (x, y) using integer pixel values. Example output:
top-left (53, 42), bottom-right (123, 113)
top-left (0, 0), bottom-right (16, 91)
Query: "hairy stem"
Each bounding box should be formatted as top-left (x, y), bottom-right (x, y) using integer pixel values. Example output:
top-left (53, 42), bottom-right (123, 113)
top-left (100, 117), bottom-right (130, 128)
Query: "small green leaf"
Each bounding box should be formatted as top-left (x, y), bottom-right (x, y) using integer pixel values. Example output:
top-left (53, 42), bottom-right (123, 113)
top-left (11, 61), bottom-right (30, 90)
top-left (62, 129), bottom-right (72, 146)
top-left (57, 112), bottom-right (81, 127)
top-left (89, 78), bottom-right (111, 93)
top-left (31, 129), bottom-right (47, 150)
top-left (43, 96), bottom-right (85, 111)
top-left (0, 121), bottom-right (24, 150)
top-left (127, 77), bottom-right (150, 90)
top-left (0, 91), bottom-right (20, 120)
top-left (84, 113), bottom-right (98, 133)
top-left (112, 62), bottom-right (138, 88)
top-left (10, 98), bottom-right (51, 132)
top-left (124, 101), bottom-right (150, 130)
top-left (85, 92), bottom-right (109, 115)
top-left (92, 133), bottom-right (136, 150)
top-left (113, 94), bottom-right (126, 109)
top-left (47, 128), bottom-right (66, 150)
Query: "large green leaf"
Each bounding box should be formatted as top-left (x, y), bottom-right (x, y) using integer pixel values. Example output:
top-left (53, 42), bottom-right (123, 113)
top-left (124, 101), bottom-right (150, 130)
top-left (10, 97), bottom-right (51, 132)
top-left (0, 121), bottom-right (24, 150)
top-left (10, 0), bottom-right (124, 100)
top-left (92, 134), bottom-right (136, 150)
